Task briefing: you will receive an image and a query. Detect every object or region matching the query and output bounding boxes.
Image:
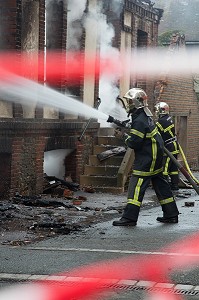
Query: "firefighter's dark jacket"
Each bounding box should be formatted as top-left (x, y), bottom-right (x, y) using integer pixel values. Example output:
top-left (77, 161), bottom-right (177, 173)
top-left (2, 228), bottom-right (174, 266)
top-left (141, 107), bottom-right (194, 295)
top-left (124, 108), bottom-right (164, 176)
top-left (156, 114), bottom-right (179, 155)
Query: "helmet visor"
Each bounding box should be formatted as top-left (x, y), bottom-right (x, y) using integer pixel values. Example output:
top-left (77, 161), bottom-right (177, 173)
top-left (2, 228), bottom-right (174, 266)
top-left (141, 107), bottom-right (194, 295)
top-left (123, 97), bottom-right (135, 113)
top-left (154, 104), bottom-right (160, 117)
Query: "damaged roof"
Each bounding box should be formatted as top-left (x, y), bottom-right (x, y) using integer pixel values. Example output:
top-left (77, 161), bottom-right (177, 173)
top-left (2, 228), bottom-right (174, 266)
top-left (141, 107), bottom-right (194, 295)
top-left (126, 0), bottom-right (164, 19)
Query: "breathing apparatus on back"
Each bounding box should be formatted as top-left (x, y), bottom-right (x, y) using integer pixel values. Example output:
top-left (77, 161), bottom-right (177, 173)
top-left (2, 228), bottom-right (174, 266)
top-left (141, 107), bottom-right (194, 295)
top-left (154, 101), bottom-right (199, 186)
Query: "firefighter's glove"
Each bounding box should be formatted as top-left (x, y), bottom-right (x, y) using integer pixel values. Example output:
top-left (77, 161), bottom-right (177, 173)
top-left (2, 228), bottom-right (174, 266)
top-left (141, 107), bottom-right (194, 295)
top-left (114, 128), bottom-right (124, 139)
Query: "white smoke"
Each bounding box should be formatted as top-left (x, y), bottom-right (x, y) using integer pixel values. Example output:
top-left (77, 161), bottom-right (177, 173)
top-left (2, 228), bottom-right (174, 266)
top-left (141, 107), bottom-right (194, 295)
top-left (111, 0), bottom-right (123, 15)
top-left (98, 16), bottom-right (120, 115)
top-left (83, 1), bottom-right (127, 124)
top-left (67, 0), bottom-right (87, 21)
top-left (44, 149), bottom-right (73, 179)
top-left (67, 0), bottom-right (87, 50)
top-left (48, 0), bottom-right (126, 122)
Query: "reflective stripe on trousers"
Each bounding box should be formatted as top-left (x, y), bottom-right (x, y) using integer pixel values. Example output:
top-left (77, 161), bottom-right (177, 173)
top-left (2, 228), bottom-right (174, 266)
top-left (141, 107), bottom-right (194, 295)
top-left (122, 173), bottom-right (179, 221)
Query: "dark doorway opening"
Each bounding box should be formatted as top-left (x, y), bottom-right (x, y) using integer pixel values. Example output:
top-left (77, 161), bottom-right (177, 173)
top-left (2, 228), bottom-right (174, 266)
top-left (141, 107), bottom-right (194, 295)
top-left (0, 153), bottom-right (11, 199)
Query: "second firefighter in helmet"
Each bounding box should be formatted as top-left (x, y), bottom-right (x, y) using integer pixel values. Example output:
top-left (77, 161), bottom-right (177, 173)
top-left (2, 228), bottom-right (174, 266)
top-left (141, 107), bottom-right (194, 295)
top-left (154, 102), bottom-right (180, 191)
top-left (113, 88), bottom-right (179, 226)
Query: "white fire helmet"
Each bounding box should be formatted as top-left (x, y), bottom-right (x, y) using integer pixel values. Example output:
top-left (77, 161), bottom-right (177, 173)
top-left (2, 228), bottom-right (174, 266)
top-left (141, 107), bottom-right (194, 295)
top-left (154, 102), bottom-right (170, 117)
top-left (123, 88), bottom-right (153, 116)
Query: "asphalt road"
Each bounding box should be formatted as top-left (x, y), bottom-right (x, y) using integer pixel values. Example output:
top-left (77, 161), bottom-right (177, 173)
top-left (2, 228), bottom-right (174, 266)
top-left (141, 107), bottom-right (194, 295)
top-left (1, 191), bottom-right (199, 300)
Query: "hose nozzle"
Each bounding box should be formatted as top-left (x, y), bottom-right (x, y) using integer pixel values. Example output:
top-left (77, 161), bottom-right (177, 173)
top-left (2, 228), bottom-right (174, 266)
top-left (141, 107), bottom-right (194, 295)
top-left (107, 115), bottom-right (130, 128)
top-left (107, 115), bottom-right (115, 123)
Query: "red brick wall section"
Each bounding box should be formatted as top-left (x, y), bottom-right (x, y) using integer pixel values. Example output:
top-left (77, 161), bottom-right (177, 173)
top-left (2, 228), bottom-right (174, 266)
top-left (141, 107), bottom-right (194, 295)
top-left (35, 136), bottom-right (46, 194)
top-left (3, 120), bottom-right (99, 198)
top-left (35, 0), bottom-right (45, 118)
top-left (38, 0), bottom-right (45, 83)
top-left (45, 0), bottom-right (68, 92)
top-left (0, 0), bottom-right (23, 50)
top-left (160, 75), bottom-right (199, 169)
top-left (65, 135), bottom-right (96, 184)
top-left (0, 154), bottom-right (11, 199)
top-left (10, 137), bottom-right (23, 197)
top-left (39, 0), bottom-right (45, 52)
top-left (76, 141), bottom-right (85, 182)
top-left (10, 135), bottom-right (45, 197)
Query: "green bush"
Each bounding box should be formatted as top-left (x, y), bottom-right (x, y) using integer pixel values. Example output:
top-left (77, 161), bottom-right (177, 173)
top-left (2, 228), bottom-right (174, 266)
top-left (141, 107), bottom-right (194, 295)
top-left (158, 30), bottom-right (184, 46)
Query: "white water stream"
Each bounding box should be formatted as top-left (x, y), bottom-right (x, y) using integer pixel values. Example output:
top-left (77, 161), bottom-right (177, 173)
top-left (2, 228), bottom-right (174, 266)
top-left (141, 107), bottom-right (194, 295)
top-left (0, 73), bottom-right (110, 121)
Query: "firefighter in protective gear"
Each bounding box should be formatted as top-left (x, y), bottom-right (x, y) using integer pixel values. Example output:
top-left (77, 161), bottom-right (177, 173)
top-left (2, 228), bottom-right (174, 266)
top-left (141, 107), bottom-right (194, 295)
top-left (113, 88), bottom-right (179, 226)
top-left (154, 102), bottom-right (180, 191)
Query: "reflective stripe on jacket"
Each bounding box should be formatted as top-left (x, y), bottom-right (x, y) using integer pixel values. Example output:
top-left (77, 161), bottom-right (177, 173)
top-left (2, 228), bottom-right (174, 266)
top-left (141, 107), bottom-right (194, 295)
top-left (156, 114), bottom-right (179, 155)
top-left (125, 109), bottom-right (164, 176)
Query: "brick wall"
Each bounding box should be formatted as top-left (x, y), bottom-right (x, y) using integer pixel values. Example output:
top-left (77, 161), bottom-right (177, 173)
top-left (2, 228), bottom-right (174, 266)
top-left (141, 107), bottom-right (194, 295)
top-left (4, 0), bottom-right (196, 201)
top-left (65, 131), bottom-right (98, 183)
top-left (10, 136), bottom-right (42, 196)
top-left (0, 0), bottom-right (100, 199)
top-left (158, 76), bottom-right (199, 168)
top-left (0, 120), bottom-right (99, 198)
top-left (0, 0), bottom-right (21, 50)
top-left (0, 153), bottom-right (11, 199)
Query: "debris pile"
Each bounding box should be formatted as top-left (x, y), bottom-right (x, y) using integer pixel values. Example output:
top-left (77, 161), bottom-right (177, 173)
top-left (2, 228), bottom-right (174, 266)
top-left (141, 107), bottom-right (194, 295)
top-left (43, 174), bottom-right (80, 197)
top-left (0, 185), bottom-right (122, 246)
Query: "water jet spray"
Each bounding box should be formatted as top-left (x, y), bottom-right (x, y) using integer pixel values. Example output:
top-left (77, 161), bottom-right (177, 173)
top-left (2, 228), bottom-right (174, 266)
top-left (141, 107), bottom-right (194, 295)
top-left (0, 74), bottom-right (108, 121)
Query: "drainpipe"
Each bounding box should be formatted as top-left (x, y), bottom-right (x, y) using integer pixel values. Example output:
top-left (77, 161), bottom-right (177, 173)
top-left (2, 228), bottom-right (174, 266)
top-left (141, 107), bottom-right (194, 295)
top-left (78, 97), bottom-right (101, 141)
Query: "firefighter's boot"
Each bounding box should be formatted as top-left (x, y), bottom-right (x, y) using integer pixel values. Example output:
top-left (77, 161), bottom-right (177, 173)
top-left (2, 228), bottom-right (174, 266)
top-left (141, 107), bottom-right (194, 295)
top-left (112, 218), bottom-right (137, 226)
top-left (156, 216), bottom-right (178, 223)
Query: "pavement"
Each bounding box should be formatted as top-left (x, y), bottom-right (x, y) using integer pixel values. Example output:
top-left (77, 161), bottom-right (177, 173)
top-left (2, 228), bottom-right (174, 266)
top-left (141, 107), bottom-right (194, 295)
top-left (74, 183), bottom-right (194, 211)
top-left (75, 186), bottom-right (157, 210)
top-left (0, 185), bottom-right (199, 300)
top-left (0, 173), bottom-right (197, 247)
top-left (1, 179), bottom-right (199, 299)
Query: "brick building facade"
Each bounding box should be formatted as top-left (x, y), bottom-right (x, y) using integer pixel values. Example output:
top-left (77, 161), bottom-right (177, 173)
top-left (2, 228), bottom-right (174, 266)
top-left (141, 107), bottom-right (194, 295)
top-left (153, 34), bottom-right (199, 168)
top-left (0, 0), bottom-right (100, 198)
top-left (1, 0), bottom-right (197, 199)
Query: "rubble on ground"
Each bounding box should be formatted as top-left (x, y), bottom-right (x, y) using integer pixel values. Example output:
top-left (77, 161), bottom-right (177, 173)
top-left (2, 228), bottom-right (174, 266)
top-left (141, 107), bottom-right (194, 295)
top-left (0, 173), bottom-right (197, 246)
top-left (0, 188), bottom-right (124, 246)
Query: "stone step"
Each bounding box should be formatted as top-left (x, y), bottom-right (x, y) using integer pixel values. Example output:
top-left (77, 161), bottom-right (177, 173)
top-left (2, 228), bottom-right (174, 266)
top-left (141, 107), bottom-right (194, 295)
top-left (98, 127), bottom-right (115, 136)
top-left (89, 155), bottom-right (123, 166)
top-left (80, 175), bottom-right (117, 186)
top-left (92, 186), bottom-right (125, 194)
top-left (97, 136), bottom-right (124, 146)
top-left (84, 165), bottom-right (119, 176)
top-left (80, 127), bottom-right (127, 194)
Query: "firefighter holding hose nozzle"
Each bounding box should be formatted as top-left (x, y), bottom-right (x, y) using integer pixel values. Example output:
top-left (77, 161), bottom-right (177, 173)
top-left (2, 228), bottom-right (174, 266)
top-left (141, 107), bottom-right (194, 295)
top-left (107, 88), bottom-right (179, 226)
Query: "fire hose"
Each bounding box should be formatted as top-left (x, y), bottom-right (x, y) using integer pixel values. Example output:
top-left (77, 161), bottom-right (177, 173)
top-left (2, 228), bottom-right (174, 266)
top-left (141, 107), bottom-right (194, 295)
top-left (163, 147), bottom-right (199, 195)
top-left (178, 144), bottom-right (199, 185)
top-left (107, 115), bottom-right (199, 195)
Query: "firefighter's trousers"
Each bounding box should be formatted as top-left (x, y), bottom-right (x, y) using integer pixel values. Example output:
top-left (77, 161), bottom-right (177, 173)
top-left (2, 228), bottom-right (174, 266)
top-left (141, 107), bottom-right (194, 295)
top-left (123, 173), bottom-right (179, 222)
top-left (163, 154), bottom-right (179, 190)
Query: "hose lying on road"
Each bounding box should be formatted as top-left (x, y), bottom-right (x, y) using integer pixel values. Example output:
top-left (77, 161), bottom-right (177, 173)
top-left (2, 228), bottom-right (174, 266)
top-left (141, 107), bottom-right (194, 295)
top-left (179, 144), bottom-right (199, 185)
top-left (164, 147), bottom-right (199, 195)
